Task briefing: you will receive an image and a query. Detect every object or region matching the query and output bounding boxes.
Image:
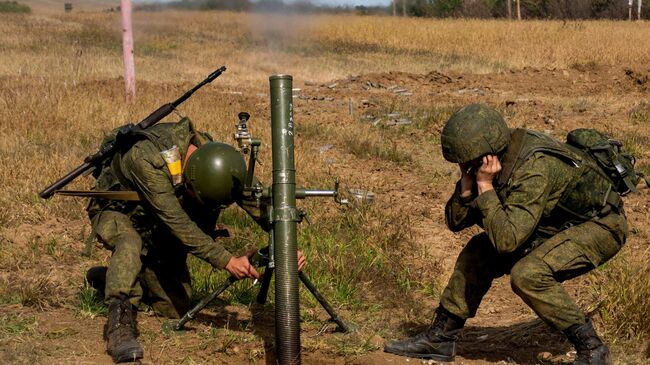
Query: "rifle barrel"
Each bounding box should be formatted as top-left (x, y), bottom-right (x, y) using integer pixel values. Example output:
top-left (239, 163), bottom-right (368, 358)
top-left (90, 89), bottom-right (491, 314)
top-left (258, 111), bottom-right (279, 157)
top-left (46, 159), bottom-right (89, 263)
top-left (171, 66), bottom-right (226, 109)
top-left (39, 162), bottom-right (92, 199)
top-left (138, 103), bottom-right (175, 130)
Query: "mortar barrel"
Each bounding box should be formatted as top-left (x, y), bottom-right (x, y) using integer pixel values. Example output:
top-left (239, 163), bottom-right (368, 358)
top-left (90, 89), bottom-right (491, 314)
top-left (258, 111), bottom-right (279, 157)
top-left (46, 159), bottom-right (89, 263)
top-left (270, 74), bottom-right (301, 365)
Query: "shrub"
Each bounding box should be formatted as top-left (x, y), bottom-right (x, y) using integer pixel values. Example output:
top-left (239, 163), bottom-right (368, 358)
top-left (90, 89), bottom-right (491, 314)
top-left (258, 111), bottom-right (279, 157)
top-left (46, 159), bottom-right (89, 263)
top-left (0, 1), bottom-right (31, 13)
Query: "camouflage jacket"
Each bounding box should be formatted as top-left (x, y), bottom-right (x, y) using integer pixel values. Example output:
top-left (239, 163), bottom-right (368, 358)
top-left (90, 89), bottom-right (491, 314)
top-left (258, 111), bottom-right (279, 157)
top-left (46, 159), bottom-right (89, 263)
top-left (89, 118), bottom-right (232, 269)
top-left (445, 129), bottom-right (626, 254)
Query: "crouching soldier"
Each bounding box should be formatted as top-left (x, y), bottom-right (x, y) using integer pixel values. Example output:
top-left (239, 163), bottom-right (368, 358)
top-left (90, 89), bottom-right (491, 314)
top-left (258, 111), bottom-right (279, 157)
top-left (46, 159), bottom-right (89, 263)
top-left (85, 117), bottom-right (305, 363)
top-left (385, 104), bottom-right (628, 365)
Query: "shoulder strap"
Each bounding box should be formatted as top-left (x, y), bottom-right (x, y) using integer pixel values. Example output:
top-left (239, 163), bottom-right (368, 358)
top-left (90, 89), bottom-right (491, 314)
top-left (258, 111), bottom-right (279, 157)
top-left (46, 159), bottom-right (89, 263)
top-left (130, 123), bottom-right (177, 151)
top-left (497, 128), bottom-right (528, 187)
top-left (497, 129), bottom-right (583, 188)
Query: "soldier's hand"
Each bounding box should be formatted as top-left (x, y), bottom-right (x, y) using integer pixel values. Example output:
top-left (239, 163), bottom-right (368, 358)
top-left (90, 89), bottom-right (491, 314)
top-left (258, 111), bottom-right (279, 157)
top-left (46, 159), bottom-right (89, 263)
top-left (297, 250), bottom-right (306, 272)
top-left (225, 256), bottom-right (260, 280)
top-left (476, 154), bottom-right (502, 194)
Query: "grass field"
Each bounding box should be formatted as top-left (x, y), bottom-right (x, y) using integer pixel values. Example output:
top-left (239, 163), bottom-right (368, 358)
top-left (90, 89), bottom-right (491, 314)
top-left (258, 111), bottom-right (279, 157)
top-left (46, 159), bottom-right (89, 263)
top-left (1, 5), bottom-right (649, 364)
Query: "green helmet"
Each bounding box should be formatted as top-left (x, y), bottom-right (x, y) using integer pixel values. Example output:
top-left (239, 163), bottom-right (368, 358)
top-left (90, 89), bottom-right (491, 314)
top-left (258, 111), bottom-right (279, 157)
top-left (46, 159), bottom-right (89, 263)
top-left (183, 142), bottom-right (247, 208)
top-left (441, 104), bottom-right (510, 164)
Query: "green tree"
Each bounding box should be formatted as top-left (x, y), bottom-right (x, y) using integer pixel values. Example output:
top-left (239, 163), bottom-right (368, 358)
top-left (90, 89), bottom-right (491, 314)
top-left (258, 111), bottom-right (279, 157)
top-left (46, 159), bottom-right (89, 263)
top-left (433, 0), bottom-right (463, 16)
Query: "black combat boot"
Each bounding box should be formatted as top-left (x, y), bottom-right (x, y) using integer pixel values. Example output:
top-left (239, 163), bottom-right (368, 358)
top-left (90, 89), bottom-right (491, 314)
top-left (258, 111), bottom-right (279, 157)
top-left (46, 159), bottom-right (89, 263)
top-left (563, 319), bottom-right (612, 365)
top-left (105, 296), bottom-right (144, 363)
top-left (86, 266), bottom-right (108, 299)
top-left (384, 307), bottom-right (465, 361)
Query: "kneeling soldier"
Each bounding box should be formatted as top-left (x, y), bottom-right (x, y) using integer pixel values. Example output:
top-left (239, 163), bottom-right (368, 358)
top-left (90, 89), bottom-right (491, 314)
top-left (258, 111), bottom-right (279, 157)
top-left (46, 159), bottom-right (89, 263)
top-left (85, 118), bottom-right (305, 363)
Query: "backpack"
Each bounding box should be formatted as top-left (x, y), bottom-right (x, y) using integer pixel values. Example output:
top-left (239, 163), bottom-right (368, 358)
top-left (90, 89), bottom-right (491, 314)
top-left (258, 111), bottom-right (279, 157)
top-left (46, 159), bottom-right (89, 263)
top-left (498, 128), bottom-right (646, 224)
top-left (565, 128), bottom-right (644, 196)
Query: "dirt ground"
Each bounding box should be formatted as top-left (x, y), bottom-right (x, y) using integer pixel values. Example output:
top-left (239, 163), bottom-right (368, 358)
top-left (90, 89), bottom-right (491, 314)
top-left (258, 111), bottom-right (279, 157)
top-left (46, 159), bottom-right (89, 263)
top-left (2, 64), bottom-right (650, 364)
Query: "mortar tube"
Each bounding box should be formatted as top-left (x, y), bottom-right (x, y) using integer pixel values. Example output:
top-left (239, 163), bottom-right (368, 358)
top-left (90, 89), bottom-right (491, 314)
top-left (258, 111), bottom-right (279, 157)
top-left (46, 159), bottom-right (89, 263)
top-left (270, 74), bottom-right (301, 365)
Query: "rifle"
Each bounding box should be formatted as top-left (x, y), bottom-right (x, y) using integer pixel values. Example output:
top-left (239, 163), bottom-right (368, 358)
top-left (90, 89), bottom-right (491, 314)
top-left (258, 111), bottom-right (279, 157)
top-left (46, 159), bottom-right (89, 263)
top-left (38, 66), bottom-right (227, 199)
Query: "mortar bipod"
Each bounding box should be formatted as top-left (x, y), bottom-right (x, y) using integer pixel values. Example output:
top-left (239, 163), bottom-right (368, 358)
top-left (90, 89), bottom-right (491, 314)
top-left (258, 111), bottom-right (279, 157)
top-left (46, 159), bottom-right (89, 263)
top-left (172, 245), bottom-right (351, 333)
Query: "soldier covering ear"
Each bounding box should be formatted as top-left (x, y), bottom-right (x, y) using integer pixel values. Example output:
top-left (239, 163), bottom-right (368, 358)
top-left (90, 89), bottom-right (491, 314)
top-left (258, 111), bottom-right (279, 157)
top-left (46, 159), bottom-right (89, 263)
top-left (385, 104), bottom-right (624, 365)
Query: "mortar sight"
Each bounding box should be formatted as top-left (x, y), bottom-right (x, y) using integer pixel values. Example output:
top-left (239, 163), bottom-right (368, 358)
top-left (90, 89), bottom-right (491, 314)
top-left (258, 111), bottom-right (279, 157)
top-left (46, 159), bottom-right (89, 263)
top-left (234, 111), bottom-right (252, 154)
top-left (232, 111), bottom-right (349, 207)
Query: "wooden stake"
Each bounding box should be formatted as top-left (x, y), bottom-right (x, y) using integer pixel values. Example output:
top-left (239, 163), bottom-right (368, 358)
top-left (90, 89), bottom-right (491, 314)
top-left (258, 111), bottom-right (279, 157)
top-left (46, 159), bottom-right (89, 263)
top-left (121, 0), bottom-right (135, 102)
top-left (507, 0), bottom-right (512, 19)
top-left (639, 0), bottom-right (643, 20)
top-left (516, 0), bottom-right (521, 20)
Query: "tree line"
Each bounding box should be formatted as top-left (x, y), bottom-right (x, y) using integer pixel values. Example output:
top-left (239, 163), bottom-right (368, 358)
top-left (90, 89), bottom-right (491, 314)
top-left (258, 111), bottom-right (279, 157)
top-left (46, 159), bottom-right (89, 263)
top-left (404, 0), bottom-right (641, 19)
top-left (135, 0), bottom-right (644, 19)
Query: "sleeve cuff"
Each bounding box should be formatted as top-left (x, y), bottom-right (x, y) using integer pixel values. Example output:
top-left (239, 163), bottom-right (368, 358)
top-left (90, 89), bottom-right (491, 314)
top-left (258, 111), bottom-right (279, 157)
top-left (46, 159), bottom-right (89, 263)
top-left (458, 192), bottom-right (474, 205)
top-left (210, 250), bottom-right (233, 269)
top-left (474, 189), bottom-right (499, 215)
top-left (454, 182), bottom-right (476, 205)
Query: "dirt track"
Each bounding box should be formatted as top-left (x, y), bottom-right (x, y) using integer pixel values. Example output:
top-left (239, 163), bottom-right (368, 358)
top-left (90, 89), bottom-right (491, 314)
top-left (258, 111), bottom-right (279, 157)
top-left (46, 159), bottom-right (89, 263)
top-left (2, 65), bottom-right (650, 364)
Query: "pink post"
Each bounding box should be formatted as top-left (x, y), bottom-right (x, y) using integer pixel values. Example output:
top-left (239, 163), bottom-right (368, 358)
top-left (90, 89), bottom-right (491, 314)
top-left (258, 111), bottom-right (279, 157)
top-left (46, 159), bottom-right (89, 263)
top-left (121, 0), bottom-right (136, 102)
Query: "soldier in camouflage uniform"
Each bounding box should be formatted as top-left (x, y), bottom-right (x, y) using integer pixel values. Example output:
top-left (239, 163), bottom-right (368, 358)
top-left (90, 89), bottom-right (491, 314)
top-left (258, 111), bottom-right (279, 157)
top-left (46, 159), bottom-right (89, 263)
top-left (85, 117), bottom-right (305, 363)
top-left (384, 104), bottom-right (626, 365)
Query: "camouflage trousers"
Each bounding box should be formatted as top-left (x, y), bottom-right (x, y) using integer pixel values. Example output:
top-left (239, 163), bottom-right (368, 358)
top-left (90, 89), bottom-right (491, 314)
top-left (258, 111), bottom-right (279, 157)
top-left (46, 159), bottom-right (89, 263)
top-left (92, 210), bottom-right (192, 319)
top-left (439, 212), bottom-right (627, 331)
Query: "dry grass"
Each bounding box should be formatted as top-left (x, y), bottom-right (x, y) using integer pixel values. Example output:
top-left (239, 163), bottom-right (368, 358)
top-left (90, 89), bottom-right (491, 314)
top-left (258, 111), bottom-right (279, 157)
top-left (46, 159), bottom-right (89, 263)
top-left (596, 250), bottom-right (650, 344)
top-left (1, 7), bottom-right (650, 362)
top-left (3, 11), bottom-right (650, 86)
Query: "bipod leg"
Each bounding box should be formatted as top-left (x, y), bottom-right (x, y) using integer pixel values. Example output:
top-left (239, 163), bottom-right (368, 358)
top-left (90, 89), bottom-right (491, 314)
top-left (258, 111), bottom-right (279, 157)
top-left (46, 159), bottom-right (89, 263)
top-left (174, 276), bottom-right (237, 330)
top-left (299, 271), bottom-right (351, 333)
top-left (256, 265), bottom-right (274, 305)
